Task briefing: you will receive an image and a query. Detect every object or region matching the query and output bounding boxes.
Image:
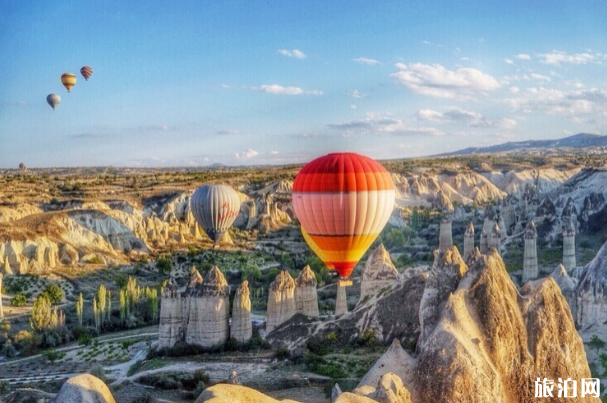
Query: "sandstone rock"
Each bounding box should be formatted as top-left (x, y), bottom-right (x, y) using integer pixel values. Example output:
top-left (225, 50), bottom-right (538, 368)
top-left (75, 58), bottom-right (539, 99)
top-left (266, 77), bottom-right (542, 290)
top-left (359, 245), bottom-right (398, 304)
top-left (438, 214), bottom-right (453, 251)
top-left (563, 218), bottom-right (577, 271)
top-left (53, 374), bottom-right (115, 403)
top-left (295, 265), bottom-right (319, 317)
top-left (186, 266), bottom-right (230, 348)
top-left (335, 281), bottom-right (348, 317)
top-left (158, 277), bottom-right (184, 348)
top-left (0, 273), bottom-right (4, 317)
top-left (266, 270), bottom-right (296, 333)
top-left (419, 246), bottom-right (468, 345)
top-left (371, 373), bottom-right (413, 403)
top-left (522, 220), bottom-right (538, 283)
top-left (576, 240), bottom-right (607, 337)
top-left (550, 264), bottom-right (576, 309)
top-left (358, 339), bottom-right (415, 389)
top-left (2, 258), bottom-right (13, 275)
top-left (332, 383), bottom-right (343, 402)
top-left (59, 243), bottom-right (79, 265)
top-left (81, 254), bottom-right (106, 265)
top-left (231, 281), bottom-right (253, 343)
top-left (487, 222), bottom-right (501, 255)
top-left (194, 384), bottom-right (280, 403)
top-left (463, 222), bottom-right (475, 261)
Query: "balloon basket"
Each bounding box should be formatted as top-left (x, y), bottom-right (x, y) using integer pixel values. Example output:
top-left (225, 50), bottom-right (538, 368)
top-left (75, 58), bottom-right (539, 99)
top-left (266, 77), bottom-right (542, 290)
top-left (337, 279), bottom-right (352, 287)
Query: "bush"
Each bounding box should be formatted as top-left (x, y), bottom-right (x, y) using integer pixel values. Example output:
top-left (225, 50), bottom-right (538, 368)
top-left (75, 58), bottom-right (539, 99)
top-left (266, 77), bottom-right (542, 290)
top-left (11, 294), bottom-right (27, 306)
top-left (40, 284), bottom-right (63, 304)
top-left (42, 349), bottom-right (66, 362)
top-left (156, 257), bottom-right (173, 275)
top-left (274, 346), bottom-right (291, 360)
top-left (357, 329), bottom-right (378, 348)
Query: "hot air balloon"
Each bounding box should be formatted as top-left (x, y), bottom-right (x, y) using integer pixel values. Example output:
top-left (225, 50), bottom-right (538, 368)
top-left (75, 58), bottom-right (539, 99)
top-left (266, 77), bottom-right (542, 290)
top-left (46, 93), bottom-right (61, 110)
top-left (190, 184), bottom-right (241, 246)
top-left (61, 72), bottom-right (77, 92)
top-left (293, 153), bottom-right (395, 280)
top-left (301, 227), bottom-right (335, 270)
top-left (80, 66), bottom-right (93, 81)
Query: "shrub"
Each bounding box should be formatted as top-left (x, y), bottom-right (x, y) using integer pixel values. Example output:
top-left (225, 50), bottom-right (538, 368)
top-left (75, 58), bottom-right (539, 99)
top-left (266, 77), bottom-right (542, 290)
top-left (357, 329), bottom-right (378, 348)
top-left (274, 346), bottom-right (291, 360)
top-left (42, 349), bottom-right (66, 362)
top-left (40, 284), bottom-right (63, 304)
top-left (11, 294), bottom-right (27, 306)
top-left (156, 256), bottom-right (173, 275)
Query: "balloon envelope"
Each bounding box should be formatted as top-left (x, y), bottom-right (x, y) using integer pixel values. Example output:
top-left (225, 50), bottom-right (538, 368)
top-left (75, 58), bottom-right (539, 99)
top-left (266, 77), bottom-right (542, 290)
top-left (293, 152), bottom-right (395, 279)
top-left (190, 184), bottom-right (241, 244)
top-left (80, 66), bottom-right (93, 81)
top-left (61, 72), bottom-right (77, 92)
top-left (46, 93), bottom-right (61, 110)
top-left (301, 227), bottom-right (335, 270)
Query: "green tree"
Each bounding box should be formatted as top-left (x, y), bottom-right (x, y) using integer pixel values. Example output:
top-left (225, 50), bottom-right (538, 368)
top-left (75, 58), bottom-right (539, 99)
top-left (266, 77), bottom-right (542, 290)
top-left (11, 294), bottom-right (27, 307)
top-left (97, 284), bottom-right (107, 328)
top-left (40, 284), bottom-right (63, 305)
top-left (30, 295), bottom-right (54, 332)
top-left (589, 335), bottom-right (606, 354)
top-left (75, 293), bottom-right (84, 326)
top-left (156, 256), bottom-right (173, 275)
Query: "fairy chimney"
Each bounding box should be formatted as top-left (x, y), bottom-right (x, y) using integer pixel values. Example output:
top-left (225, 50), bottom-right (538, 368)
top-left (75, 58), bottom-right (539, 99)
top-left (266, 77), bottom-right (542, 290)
top-left (266, 270), bottom-right (296, 333)
top-left (295, 265), bottom-right (319, 317)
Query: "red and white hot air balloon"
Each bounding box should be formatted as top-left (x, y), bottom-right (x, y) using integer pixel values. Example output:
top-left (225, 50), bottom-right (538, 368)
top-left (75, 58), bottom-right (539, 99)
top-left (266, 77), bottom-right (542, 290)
top-left (292, 152), bottom-right (395, 280)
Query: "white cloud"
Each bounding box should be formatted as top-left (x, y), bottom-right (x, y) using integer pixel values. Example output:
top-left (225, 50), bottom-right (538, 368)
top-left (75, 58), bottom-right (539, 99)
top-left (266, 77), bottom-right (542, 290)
top-left (234, 149), bottom-right (259, 159)
top-left (504, 59), bottom-right (514, 65)
top-left (248, 84), bottom-right (322, 95)
top-left (515, 54), bottom-right (531, 60)
top-left (505, 87), bottom-right (607, 117)
top-left (509, 86), bottom-right (520, 94)
top-left (530, 73), bottom-right (551, 82)
top-left (269, 150), bottom-right (280, 155)
top-left (538, 50), bottom-right (604, 65)
top-left (278, 49), bottom-right (307, 59)
top-left (416, 107), bottom-right (516, 129)
top-left (353, 57), bottom-right (380, 65)
top-left (216, 129), bottom-right (239, 135)
top-left (350, 104), bottom-right (357, 109)
top-left (422, 40), bottom-right (442, 47)
top-left (328, 114), bottom-right (444, 136)
top-left (350, 90), bottom-right (366, 99)
top-left (391, 63), bottom-right (500, 98)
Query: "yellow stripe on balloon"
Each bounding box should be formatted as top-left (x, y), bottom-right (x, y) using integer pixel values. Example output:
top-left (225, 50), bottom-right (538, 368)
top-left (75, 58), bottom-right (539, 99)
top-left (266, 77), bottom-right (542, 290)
top-left (301, 228), bottom-right (335, 270)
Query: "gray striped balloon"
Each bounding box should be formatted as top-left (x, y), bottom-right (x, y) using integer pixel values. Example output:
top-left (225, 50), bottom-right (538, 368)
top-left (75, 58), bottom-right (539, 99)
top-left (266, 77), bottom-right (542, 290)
top-left (190, 184), bottom-right (241, 245)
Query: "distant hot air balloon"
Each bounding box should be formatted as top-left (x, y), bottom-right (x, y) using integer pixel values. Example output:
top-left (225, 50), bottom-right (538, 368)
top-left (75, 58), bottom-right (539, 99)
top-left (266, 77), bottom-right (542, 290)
top-left (61, 72), bottom-right (77, 92)
top-left (190, 184), bottom-right (241, 246)
top-left (293, 153), bottom-right (395, 280)
top-left (80, 66), bottom-right (93, 81)
top-left (46, 93), bottom-right (61, 110)
top-left (301, 227), bottom-right (335, 270)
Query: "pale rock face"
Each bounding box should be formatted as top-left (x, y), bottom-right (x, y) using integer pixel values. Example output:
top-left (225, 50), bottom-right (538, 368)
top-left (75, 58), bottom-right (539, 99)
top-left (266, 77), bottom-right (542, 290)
top-left (360, 245), bottom-right (398, 303)
top-left (0, 273), bottom-right (4, 317)
top-left (2, 259), bottom-right (13, 275)
top-left (438, 215), bottom-right (453, 251)
top-left (550, 264), bottom-right (576, 310)
top-left (266, 270), bottom-right (296, 333)
top-left (53, 374), bottom-right (116, 403)
top-left (487, 222), bottom-right (501, 255)
top-left (576, 241), bottom-right (607, 338)
top-left (360, 248), bottom-right (596, 403)
top-left (332, 383), bottom-right (343, 402)
top-left (158, 277), bottom-right (184, 348)
top-left (231, 281), bottom-right (253, 343)
top-left (228, 369), bottom-right (241, 385)
top-left (522, 221), bottom-right (538, 283)
top-left (295, 265), bottom-right (319, 317)
top-left (419, 246), bottom-right (468, 345)
top-left (186, 266), bottom-right (230, 348)
top-left (59, 243), bottom-right (79, 265)
top-left (463, 222), bottom-right (475, 261)
top-left (563, 220), bottom-right (577, 271)
top-left (335, 281), bottom-right (349, 317)
top-left (497, 214), bottom-right (508, 238)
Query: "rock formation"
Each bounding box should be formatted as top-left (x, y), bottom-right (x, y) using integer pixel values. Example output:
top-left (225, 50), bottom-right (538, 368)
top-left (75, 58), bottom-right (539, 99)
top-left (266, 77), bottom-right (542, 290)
top-left (231, 281), bottom-right (253, 343)
top-left (53, 374), bottom-right (115, 403)
top-left (158, 277), bottom-right (184, 348)
top-left (550, 264), bottom-right (576, 309)
top-left (575, 240), bottom-right (607, 338)
top-left (0, 273), bottom-right (3, 318)
top-left (186, 266), bottom-right (230, 348)
top-left (487, 222), bottom-right (501, 255)
top-left (228, 369), bottom-right (241, 385)
top-left (497, 213), bottom-right (508, 239)
top-left (522, 220), bottom-right (538, 283)
top-left (359, 248), bottom-right (597, 403)
top-left (332, 384), bottom-right (342, 402)
top-left (419, 246), bottom-right (468, 343)
top-left (295, 265), bottom-right (319, 317)
top-left (463, 222), bottom-right (475, 261)
top-left (479, 205), bottom-right (496, 254)
top-left (563, 218), bottom-right (577, 271)
top-left (359, 245), bottom-right (398, 303)
top-left (335, 281), bottom-right (348, 317)
top-left (266, 270), bottom-right (296, 333)
top-left (438, 214), bottom-right (453, 251)
top-left (2, 258), bottom-right (13, 275)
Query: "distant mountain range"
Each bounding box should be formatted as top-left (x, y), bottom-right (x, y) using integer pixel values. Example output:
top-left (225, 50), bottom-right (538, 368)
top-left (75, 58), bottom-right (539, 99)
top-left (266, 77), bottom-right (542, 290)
top-left (441, 133), bottom-right (607, 156)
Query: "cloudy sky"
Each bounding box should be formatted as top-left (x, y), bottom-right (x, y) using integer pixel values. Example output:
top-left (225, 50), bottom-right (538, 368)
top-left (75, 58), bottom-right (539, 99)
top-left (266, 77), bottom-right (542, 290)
top-left (1, 0), bottom-right (606, 167)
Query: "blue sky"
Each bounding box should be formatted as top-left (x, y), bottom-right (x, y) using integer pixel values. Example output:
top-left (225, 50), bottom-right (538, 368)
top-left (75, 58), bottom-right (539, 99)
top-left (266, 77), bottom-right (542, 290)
top-left (1, 0), bottom-right (606, 167)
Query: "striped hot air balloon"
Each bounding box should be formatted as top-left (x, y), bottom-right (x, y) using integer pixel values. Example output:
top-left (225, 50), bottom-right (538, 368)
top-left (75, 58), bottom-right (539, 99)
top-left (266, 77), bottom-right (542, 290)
top-left (301, 227), bottom-right (335, 270)
top-left (61, 72), bottom-right (77, 92)
top-left (190, 184), bottom-right (241, 246)
top-left (80, 66), bottom-right (93, 81)
top-left (46, 93), bottom-right (61, 110)
top-left (293, 152), bottom-right (395, 279)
